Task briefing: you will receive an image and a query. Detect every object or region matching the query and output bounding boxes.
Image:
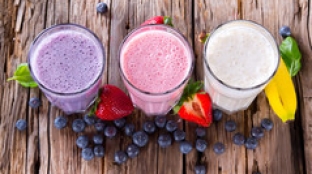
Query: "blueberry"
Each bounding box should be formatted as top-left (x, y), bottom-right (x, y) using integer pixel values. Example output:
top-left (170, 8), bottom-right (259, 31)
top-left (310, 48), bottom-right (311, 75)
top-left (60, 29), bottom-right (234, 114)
top-left (261, 118), bottom-right (273, 131)
top-left (114, 118), bottom-right (126, 128)
top-left (213, 142), bottom-right (225, 154)
top-left (166, 120), bottom-right (178, 132)
top-left (179, 141), bottom-right (193, 154)
top-left (158, 133), bottom-right (172, 148)
top-left (124, 123), bottom-right (135, 136)
top-left (114, 151), bottom-right (128, 164)
top-left (54, 116), bottom-right (68, 129)
top-left (173, 129), bottom-right (185, 141)
top-left (245, 137), bottom-right (258, 150)
top-left (155, 116), bottom-right (167, 128)
top-left (132, 131), bottom-right (149, 147)
top-left (233, 132), bottom-right (245, 145)
top-left (15, 119), bottom-right (27, 131)
top-left (93, 134), bottom-right (104, 144)
top-left (93, 145), bottom-right (105, 158)
top-left (279, 26), bottom-right (291, 38)
top-left (195, 127), bottom-right (206, 137)
top-left (96, 2), bottom-right (108, 14)
top-left (94, 122), bottom-right (106, 132)
top-left (83, 114), bottom-right (96, 125)
top-left (76, 135), bottom-right (89, 149)
top-left (104, 126), bottom-right (117, 138)
top-left (72, 119), bottom-right (86, 133)
top-left (28, 97), bottom-right (41, 108)
top-left (195, 165), bottom-right (206, 174)
top-left (196, 139), bottom-right (207, 152)
top-left (225, 120), bottom-right (236, 132)
top-left (143, 121), bottom-right (156, 134)
top-left (82, 148), bottom-right (94, 161)
top-left (213, 109), bottom-right (223, 122)
top-left (251, 127), bottom-right (264, 139)
top-left (126, 144), bottom-right (140, 158)
top-left (96, 119), bottom-right (105, 123)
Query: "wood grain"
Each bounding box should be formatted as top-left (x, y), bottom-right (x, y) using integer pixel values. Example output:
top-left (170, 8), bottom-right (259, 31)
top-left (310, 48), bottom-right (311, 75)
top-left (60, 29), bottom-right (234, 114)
top-left (0, 0), bottom-right (311, 174)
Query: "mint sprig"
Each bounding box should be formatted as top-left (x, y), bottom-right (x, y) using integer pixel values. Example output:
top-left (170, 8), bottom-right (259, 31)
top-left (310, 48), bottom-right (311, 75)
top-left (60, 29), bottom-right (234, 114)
top-left (7, 63), bottom-right (38, 88)
top-left (279, 36), bottom-right (302, 76)
top-left (173, 80), bottom-right (203, 114)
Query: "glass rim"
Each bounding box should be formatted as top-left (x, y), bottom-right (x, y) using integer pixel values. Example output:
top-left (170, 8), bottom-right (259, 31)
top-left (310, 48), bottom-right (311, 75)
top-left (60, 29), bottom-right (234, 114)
top-left (118, 24), bottom-right (194, 96)
top-left (203, 19), bottom-right (280, 91)
top-left (27, 23), bottom-right (105, 96)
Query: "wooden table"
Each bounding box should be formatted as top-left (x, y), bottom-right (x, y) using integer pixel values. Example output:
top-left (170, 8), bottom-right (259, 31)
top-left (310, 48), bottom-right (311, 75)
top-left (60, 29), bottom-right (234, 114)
top-left (1, 0), bottom-right (311, 173)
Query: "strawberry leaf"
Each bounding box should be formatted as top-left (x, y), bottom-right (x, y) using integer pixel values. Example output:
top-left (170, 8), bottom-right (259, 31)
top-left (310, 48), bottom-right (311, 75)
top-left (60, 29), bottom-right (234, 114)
top-left (198, 30), bottom-right (210, 43)
top-left (163, 16), bottom-right (173, 27)
top-left (88, 90), bottom-right (101, 116)
top-left (173, 80), bottom-right (203, 114)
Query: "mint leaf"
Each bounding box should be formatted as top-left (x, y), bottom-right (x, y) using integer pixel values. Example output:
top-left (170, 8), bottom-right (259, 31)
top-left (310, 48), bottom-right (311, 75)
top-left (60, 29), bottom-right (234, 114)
top-left (279, 36), bottom-right (302, 76)
top-left (7, 63), bottom-right (38, 88)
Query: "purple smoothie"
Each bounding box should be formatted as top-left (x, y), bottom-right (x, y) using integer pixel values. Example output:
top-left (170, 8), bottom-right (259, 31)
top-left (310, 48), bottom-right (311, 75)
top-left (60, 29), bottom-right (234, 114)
top-left (28, 24), bottom-right (105, 114)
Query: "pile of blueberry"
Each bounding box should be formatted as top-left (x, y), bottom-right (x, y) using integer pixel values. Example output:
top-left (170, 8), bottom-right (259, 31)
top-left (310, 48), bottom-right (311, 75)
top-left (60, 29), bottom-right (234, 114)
top-left (16, 97), bottom-right (273, 174)
top-left (212, 109), bottom-right (274, 154)
top-left (53, 114), bottom-right (208, 163)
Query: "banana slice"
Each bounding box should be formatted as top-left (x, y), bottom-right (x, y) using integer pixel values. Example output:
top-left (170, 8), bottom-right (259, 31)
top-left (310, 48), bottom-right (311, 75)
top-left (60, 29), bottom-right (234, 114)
top-left (264, 58), bottom-right (297, 122)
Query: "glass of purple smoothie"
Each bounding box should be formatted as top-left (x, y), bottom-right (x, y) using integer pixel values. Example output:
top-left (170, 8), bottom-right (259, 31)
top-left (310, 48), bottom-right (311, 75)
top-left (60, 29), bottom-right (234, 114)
top-left (28, 24), bottom-right (105, 114)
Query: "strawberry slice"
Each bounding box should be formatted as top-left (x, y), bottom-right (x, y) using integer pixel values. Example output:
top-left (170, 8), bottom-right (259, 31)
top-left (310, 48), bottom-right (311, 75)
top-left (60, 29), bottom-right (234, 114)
top-left (141, 16), bottom-right (173, 26)
top-left (91, 85), bottom-right (134, 120)
top-left (173, 81), bottom-right (213, 127)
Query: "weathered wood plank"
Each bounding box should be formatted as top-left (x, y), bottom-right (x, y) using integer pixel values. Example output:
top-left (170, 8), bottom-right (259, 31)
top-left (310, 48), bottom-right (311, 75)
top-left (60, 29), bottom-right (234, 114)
top-left (1, 0), bottom-right (32, 174)
top-left (295, 0), bottom-right (312, 173)
top-left (301, 98), bottom-right (312, 174)
top-left (122, 1), bottom-right (159, 174)
top-left (193, 1), bottom-right (244, 174)
top-left (194, 0), bottom-right (306, 174)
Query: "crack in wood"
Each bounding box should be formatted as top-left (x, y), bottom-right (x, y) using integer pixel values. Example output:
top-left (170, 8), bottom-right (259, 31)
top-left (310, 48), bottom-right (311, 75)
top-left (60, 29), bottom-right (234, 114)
top-left (307, 0), bottom-right (312, 48)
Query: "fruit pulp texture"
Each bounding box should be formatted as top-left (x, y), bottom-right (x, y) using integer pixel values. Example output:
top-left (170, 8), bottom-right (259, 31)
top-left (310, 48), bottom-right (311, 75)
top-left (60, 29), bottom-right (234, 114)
top-left (120, 29), bottom-right (192, 116)
top-left (204, 21), bottom-right (278, 113)
top-left (30, 30), bottom-right (103, 114)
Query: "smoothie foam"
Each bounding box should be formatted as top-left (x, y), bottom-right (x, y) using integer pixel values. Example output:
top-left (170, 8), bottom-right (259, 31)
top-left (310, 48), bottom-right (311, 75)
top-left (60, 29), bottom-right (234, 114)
top-left (31, 30), bottom-right (103, 93)
top-left (206, 25), bottom-right (276, 88)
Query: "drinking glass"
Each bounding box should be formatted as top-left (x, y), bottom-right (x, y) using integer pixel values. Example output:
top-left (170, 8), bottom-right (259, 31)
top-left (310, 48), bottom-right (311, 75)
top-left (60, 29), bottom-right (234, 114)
top-left (203, 20), bottom-right (279, 114)
top-left (119, 25), bottom-right (194, 116)
top-left (28, 24), bottom-right (105, 114)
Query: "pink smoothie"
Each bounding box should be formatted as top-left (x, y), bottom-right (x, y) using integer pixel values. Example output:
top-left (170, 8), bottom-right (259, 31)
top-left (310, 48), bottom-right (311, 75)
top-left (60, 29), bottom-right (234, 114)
top-left (120, 27), bottom-right (193, 115)
top-left (29, 25), bottom-right (104, 114)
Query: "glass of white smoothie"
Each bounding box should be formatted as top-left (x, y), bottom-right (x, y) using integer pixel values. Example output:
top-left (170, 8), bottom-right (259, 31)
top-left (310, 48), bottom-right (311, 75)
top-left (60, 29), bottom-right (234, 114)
top-left (203, 20), bottom-right (279, 114)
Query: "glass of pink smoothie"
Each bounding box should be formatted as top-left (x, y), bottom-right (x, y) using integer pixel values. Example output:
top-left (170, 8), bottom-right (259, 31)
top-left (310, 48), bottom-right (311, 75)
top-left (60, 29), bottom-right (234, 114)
top-left (119, 25), bottom-right (194, 116)
top-left (28, 24), bottom-right (105, 114)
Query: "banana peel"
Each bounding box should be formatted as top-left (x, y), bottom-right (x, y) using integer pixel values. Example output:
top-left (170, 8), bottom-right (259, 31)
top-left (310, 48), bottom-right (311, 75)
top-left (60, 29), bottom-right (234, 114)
top-left (264, 58), bottom-right (297, 122)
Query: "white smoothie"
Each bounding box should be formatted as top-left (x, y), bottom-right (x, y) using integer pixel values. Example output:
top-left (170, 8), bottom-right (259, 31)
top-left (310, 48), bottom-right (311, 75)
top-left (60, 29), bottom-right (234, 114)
top-left (204, 20), bottom-right (279, 113)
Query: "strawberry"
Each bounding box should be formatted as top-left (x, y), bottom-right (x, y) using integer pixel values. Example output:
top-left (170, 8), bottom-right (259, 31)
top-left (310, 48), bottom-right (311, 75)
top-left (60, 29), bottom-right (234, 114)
top-left (141, 16), bottom-right (173, 26)
top-left (91, 85), bottom-right (134, 120)
top-left (173, 81), bottom-right (213, 127)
